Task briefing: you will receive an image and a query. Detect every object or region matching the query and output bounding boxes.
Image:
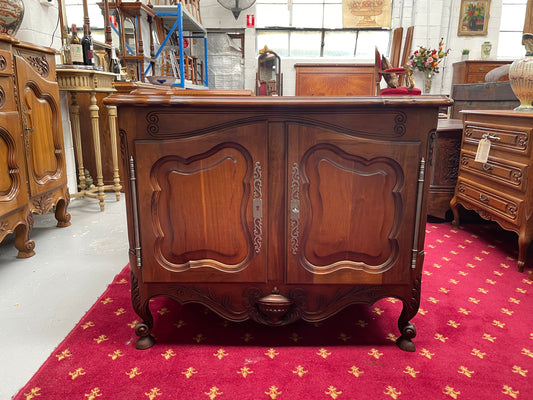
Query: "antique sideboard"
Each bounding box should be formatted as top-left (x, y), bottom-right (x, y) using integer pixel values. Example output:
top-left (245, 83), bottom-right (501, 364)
top-left (105, 91), bottom-right (451, 352)
top-left (0, 35), bottom-right (70, 257)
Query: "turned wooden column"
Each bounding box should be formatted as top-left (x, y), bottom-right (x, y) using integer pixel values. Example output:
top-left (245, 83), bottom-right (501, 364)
top-left (69, 92), bottom-right (87, 191)
top-left (89, 91), bottom-right (106, 211)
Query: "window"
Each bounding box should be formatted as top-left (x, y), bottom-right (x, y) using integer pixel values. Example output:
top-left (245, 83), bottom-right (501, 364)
top-left (255, 0), bottom-right (391, 58)
top-left (497, 0), bottom-right (528, 58)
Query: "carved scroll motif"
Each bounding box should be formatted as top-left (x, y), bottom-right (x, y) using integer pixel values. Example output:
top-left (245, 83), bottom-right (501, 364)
top-left (0, 55), bottom-right (6, 71)
top-left (253, 161), bottom-right (263, 253)
top-left (24, 54), bottom-right (49, 78)
top-left (290, 163), bottom-right (300, 255)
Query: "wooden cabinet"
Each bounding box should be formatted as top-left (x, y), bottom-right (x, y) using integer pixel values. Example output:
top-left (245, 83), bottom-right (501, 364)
top-left (106, 93), bottom-right (450, 352)
top-left (427, 119), bottom-right (463, 219)
top-left (451, 110), bottom-right (533, 271)
top-left (0, 35), bottom-right (70, 258)
top-left (295, 64), bottom-right (376, 96)
top-left (452, 60), bottom-right (513, 85)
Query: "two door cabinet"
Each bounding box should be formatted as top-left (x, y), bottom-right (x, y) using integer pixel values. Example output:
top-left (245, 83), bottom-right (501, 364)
top-left (105, 92), bottom-right (451, 351)
top-left (0, 35), bottom-right (70, 258)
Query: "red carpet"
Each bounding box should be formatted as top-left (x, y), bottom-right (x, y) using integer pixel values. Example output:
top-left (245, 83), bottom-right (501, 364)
top-left (14, 222), bottom-right (533, 400)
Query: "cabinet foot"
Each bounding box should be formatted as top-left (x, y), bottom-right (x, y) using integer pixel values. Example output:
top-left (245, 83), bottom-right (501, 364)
top-left (14, 221), bottom-right (35, 259)
top-left (396, 322), bottom-right (417, 352)
top-left (54, 196), bottom-right (71, 228)
top-left (134, 321), bottom-right (155, 350)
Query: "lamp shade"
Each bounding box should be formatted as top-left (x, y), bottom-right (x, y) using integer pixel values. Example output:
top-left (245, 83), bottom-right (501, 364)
top-left (216, 0), bottom-right (256, 19)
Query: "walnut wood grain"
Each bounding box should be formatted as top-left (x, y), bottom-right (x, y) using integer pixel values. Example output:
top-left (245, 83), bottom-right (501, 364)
top-left (105, 92), bottom-right (451, 351)
top-left (0, 36), bottom-right (70, 258)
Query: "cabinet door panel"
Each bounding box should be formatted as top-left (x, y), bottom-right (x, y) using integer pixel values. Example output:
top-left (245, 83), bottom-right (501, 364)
top-left (287, 126), bottom-right (421, 285)
top-left (14, 54), bottom-right (66, 197)
top-left (134, 125), bottom-right (268, 283)
top-left (0, 113), bottom-right (29, 212)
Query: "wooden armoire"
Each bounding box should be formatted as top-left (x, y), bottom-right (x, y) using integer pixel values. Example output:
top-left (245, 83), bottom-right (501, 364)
top-left (0, 35), bottom-right (71, 257)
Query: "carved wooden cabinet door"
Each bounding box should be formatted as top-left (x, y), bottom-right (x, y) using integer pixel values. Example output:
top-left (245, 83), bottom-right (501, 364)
top-left (14, 54), bottom-right (67, 200)
top-left (133, 123), bottom-right (269, 283)
top-left (286, 124), bottom-right (422, 285)
top-left (0, 50), bottom-right (29, 215)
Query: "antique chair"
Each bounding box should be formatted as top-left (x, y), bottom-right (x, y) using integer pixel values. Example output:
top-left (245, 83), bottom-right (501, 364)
top-left (375, 47), bottom-right (421, 95)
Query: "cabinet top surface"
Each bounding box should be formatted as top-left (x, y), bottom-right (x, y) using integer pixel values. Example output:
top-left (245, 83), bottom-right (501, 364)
top-left (453, 60), bottom-right (514, 66)
top-left (461, 109), bottom-right (533, 119)
top-left (105, 92), bottom-right (452, 108)
top-left (294, 63), bottom-right (374, 68)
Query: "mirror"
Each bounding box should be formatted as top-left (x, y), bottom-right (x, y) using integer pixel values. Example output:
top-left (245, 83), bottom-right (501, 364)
top-left (256, 46), bottom-right (282, 96)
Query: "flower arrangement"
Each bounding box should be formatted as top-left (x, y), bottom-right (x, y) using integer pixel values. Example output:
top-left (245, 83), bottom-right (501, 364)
top-left (406, 38), bottom-right (450, 74)
top-left (463, 2), bottom-right (485, 27)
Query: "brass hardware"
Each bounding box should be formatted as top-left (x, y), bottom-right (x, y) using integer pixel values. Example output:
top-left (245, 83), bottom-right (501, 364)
top-left (479, 194), bottom-right (490, 203)
top-left (411, 158), bottom-right (426, 269)
top-left (129, 156), bottom-right (142, 268)
top-left (290, 163), bottom-right (300, 255)
top-left (482, 163), bottom-right (493, 171)
top-left (482, 133), bottom-right (500, 141)
top-left (253, 161), bottom-right (263, 253)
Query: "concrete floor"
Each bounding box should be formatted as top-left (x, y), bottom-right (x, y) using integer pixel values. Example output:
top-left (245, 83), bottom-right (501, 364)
top-left (0, 197), bottom-right (129, 399)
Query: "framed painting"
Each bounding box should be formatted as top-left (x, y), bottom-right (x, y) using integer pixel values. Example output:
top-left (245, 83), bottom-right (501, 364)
top-left (458, 0), bottom-right (491, 36)
top-left (343, 0), bottom-right (392, 28)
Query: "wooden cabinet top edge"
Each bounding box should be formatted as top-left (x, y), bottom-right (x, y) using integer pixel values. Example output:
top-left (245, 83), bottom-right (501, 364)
top-left (104, 93), bottom-right (452, 108)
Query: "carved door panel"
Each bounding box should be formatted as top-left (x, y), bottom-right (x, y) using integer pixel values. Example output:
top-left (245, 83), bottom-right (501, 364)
top-left (14, 54), bottom-right (66, 199)
top-left (286, 125), bottom-right (422, 285)
top-left (0, 53), bottom-right (28, 214)
top-left (134, 124), bottom-right (268, 283)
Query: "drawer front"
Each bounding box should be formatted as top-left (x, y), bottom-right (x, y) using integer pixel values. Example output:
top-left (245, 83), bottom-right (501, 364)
top-left (460, 151), bottom-right (528, 192)
top-left (464, 124), bottom-right (530, 156)
top-left (455, 179), bottom-right (522, 226)
top-left (465, 72), bottom-right (488, 84)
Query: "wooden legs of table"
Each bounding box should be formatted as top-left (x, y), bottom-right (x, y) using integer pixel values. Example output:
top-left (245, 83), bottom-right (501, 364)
top-left (88, 92), bottom-right (106, 211)
top-left (69, 93), bottom-right (88, 192)
top-left (107, 105), bottom-right (122, 201)
top-left (68, 91), bottom-right (121, 210)
top-left (451, 199), bottom-right (532, 272)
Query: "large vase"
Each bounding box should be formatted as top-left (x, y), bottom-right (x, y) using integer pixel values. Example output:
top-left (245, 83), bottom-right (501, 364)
top-left (0, 0), bottom-right (24, 36)
top-left (423, 70), bottom-right (433, 94)
top-left (509, 34), bottom-right (533, 111)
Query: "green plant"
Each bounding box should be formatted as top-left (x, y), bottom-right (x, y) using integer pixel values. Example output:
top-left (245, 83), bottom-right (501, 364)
top-left (462, 49), bottom-right (470, 55)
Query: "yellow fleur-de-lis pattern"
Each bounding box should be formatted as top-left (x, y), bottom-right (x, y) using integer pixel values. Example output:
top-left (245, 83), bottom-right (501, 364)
top-left (14, 224), bottom-right (533, 399)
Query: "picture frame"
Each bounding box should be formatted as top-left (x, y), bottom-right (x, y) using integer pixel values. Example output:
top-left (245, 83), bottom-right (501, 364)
top-left (458, 0), bottom-right (490, 36)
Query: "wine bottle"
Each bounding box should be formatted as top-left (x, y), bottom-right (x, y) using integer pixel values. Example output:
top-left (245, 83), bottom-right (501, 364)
top-left (81, 24), bottom-right (94, 66)
top-left (60, 37), bottom-right (72, 65)
top-left (109, 45), bottom-right (122, 76)
top-left (70, 24), bottom-right (84, 65)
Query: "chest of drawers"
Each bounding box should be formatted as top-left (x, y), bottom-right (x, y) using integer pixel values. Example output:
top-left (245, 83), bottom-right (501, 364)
top-left (450, 110), bottom-right (533, 271)
top-left (452, 60), bottom-right (513, 85)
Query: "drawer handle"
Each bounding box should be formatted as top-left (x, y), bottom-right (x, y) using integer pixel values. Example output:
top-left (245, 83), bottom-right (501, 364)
top-left (482, 133), bottom-right (501, 141)
top-left (479, 67), bottom-right (486, 71)
top-left (482, 163), bottom-right (493, 171)
top-left (479, 194), bottom-right (490, 203)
